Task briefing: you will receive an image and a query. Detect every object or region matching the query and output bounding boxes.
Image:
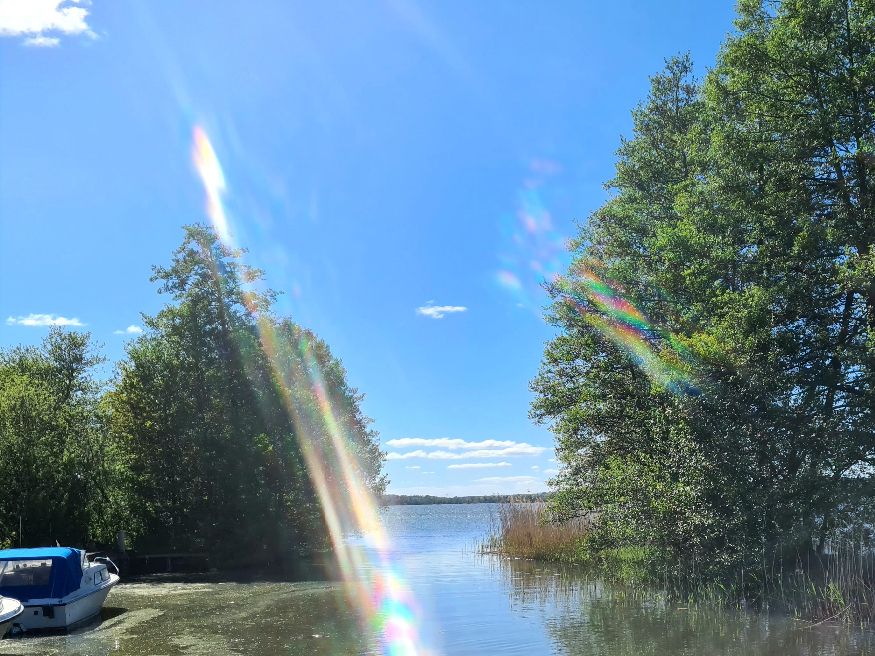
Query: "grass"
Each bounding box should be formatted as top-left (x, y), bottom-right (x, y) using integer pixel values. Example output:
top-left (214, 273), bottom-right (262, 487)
top-left (485, 502), bottom-right (875, 626)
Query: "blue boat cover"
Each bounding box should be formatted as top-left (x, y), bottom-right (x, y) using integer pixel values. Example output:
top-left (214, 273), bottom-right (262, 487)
top-left (0, 547), bottom-right (83, 601)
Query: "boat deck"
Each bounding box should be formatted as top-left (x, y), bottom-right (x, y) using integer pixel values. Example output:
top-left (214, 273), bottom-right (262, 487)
top-left (0, 597), bottom-right (20, 620)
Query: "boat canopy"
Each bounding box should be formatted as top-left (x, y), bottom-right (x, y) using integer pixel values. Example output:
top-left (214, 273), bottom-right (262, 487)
top-left (0, 547), bottom-right (83, 601)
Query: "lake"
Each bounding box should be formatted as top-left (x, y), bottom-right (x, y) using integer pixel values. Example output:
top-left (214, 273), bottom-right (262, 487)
top-left (3, 503), bottom-right (873, 655)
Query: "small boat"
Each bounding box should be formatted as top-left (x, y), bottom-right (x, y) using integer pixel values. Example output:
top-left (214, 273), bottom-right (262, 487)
top-left (0, 547), bottom-right (118, 632)
top-left (0, 596), bottom-right (23, 637)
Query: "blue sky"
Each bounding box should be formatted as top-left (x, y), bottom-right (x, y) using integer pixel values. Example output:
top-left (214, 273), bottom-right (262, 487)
top-left (0, 0), bottom-right (736, 495)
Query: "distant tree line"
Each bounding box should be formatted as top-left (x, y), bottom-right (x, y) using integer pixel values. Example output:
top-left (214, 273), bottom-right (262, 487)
top-left (0, 225), bottom-right (385, 561)
top-left (381, 493), bottom-right (549, 506)
top-left (534, 0), bottom-right (875, 584)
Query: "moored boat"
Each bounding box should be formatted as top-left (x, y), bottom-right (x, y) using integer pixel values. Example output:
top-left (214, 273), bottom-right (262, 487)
top-left (0, 547), bottom-right (118, 632)
top-left (0, 596), bottom-right (23, 637)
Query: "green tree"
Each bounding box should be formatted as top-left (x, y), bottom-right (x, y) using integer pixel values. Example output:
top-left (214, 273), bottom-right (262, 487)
top-left (535, 0), bottom-right (875, 581)
top-left (703, 0), bottom-right (875, 555)
top-left (533, 55), bottom-right (718, 562)
top-left (0, 329), bottom-right (127, 547)
top-left (108, 225), bottom-right (385, 560)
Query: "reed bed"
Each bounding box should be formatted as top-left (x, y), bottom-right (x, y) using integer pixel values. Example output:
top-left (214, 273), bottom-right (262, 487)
top-left (485, 502), bottom-right (874, 626)
top-left (650, 539), bottom-right (875, 625)
top-left (764, 540), bottom-right (874, 625)
top-left (482, 501), bottom-right (589, 563)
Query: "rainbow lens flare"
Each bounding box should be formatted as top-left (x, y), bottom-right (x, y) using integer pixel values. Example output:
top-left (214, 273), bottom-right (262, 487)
top-left (559, 264), bottom-right (699, 395)
top-left (192, 126), bottom-right (234, 247)
top-left (191, 126), bottom-right (436, 655)
top-left (496, 160), bottom-right (570, 313)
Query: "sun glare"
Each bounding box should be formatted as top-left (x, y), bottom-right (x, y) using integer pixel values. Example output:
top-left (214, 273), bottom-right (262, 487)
top-left (191, 125), bottom-right (434, 655)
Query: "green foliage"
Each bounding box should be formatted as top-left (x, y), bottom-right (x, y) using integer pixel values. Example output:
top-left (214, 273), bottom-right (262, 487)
top-left (0, 225), bottom-right (386, 560)
top-left (535, 0), bottom-right (875, 589)
top-left (0, 330), bottom-right (129, 546)
top-left (106, 225), bottom-right (385, 560)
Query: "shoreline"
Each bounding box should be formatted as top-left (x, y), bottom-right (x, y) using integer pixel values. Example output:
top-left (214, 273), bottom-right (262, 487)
top-left (486, 502), bottom-right (875, 627)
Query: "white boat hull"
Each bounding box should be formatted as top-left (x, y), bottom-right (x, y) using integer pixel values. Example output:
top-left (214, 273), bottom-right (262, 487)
top-left (0, 597), bottom-right (23, 637)
top-left (15, 575), bottom-right (118, 631)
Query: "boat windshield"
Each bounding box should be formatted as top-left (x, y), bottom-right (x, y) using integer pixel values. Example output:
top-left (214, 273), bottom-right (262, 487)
top-left (0, 559), bottom-right (53, 589)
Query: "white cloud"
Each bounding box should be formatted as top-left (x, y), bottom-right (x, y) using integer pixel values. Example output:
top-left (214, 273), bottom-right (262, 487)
top-left (386, 438), bottom-right (520, 450)
top-left (24, 34), bottom-right (59, 46)
top-left (387, 450), bottom-right (446, 461)
top-left (447, 462), bottom-right (512, 470)
top-left (476, 475), bottom-right (540, 484)
top-left (422, 471), bottom-right (435, 475)
top-left (386, 443), bottom-right (546, 460)
top-left (389, 477), bottom-right (548, 497)
top-left (404, 465), bottom-right (421, 470)
top-left (543, 468), bottom-right (559, 477)
top-left (0, 0), bottom-right (96, 46)
top-left (114, 325), bottom-right (143, 335)
top-left (531, 465), bottom-right (540, 470)
top-left (476, 475), bottom-right (539, 483)
top-left (6, 313), bottom-right (85, 327)
top-left (416, 302), bottom-right (467, 319)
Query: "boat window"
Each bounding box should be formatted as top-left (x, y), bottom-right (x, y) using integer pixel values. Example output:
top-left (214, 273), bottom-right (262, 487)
top-left (0, 559), bottom-right (53, 588)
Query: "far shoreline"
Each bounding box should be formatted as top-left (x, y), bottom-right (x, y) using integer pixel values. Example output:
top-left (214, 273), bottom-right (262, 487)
top-left (380, 493), bottom-right (548, 506)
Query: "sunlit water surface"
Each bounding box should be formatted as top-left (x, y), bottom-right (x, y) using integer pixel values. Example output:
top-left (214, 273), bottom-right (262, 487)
top-left (4, 504), bottom-right (873, 655)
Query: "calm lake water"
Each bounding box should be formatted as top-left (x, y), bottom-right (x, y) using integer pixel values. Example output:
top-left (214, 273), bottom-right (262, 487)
top-left (3, 503), bottom-right (873, 655)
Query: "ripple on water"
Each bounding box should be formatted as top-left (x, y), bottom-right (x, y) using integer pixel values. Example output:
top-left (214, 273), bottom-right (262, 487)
top-left (2, 505), bottom-right (873, 656)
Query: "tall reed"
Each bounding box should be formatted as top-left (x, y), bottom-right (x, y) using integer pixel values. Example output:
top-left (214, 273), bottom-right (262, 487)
top-left (486, 502), bottom-right (874, 625)
top-left (482, 501), bottom-right (589, 562)
top-left (768, 539), bottom-right (874, 625)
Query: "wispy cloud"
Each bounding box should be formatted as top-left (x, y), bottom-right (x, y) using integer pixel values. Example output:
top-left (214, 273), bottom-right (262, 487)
top-left (6, 313), bottom-right (85, 327)
top-left (447, 462), bottom-right (512, 470)
top-left (404, 465), bottom-right (421, 470)
top-left (416, 302), bottom-right (467, 319)
top-left (531, 465), bottom-right (540, 470)
top-left (386, 443), bottom-right (545, 460)
top-left (386, 438), bottom-right (519, 450)
top-left (0, 0), bottom-right (97, 47)
top-left (24, 34), bottom-right (59, 47)
top-left (476, 475), bottom-right (539, 484)
top-left (113, 325), bottom-right (143, 335)
top-left (389, 481), bottom-right (549, 496)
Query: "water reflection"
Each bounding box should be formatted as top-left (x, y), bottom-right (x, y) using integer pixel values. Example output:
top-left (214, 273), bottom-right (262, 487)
top-left (497, 555), bottom-right (875, 656)
top-left (2, 505), bottom-right (873, 655)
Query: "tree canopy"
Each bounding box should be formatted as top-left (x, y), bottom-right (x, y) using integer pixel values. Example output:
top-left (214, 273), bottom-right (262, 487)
top-left (0, 330), bottom-right (127, 547)
top-left (534, 0), bottom-right (875, 578)
top-left (0, 225), bottom-right (386, 560)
